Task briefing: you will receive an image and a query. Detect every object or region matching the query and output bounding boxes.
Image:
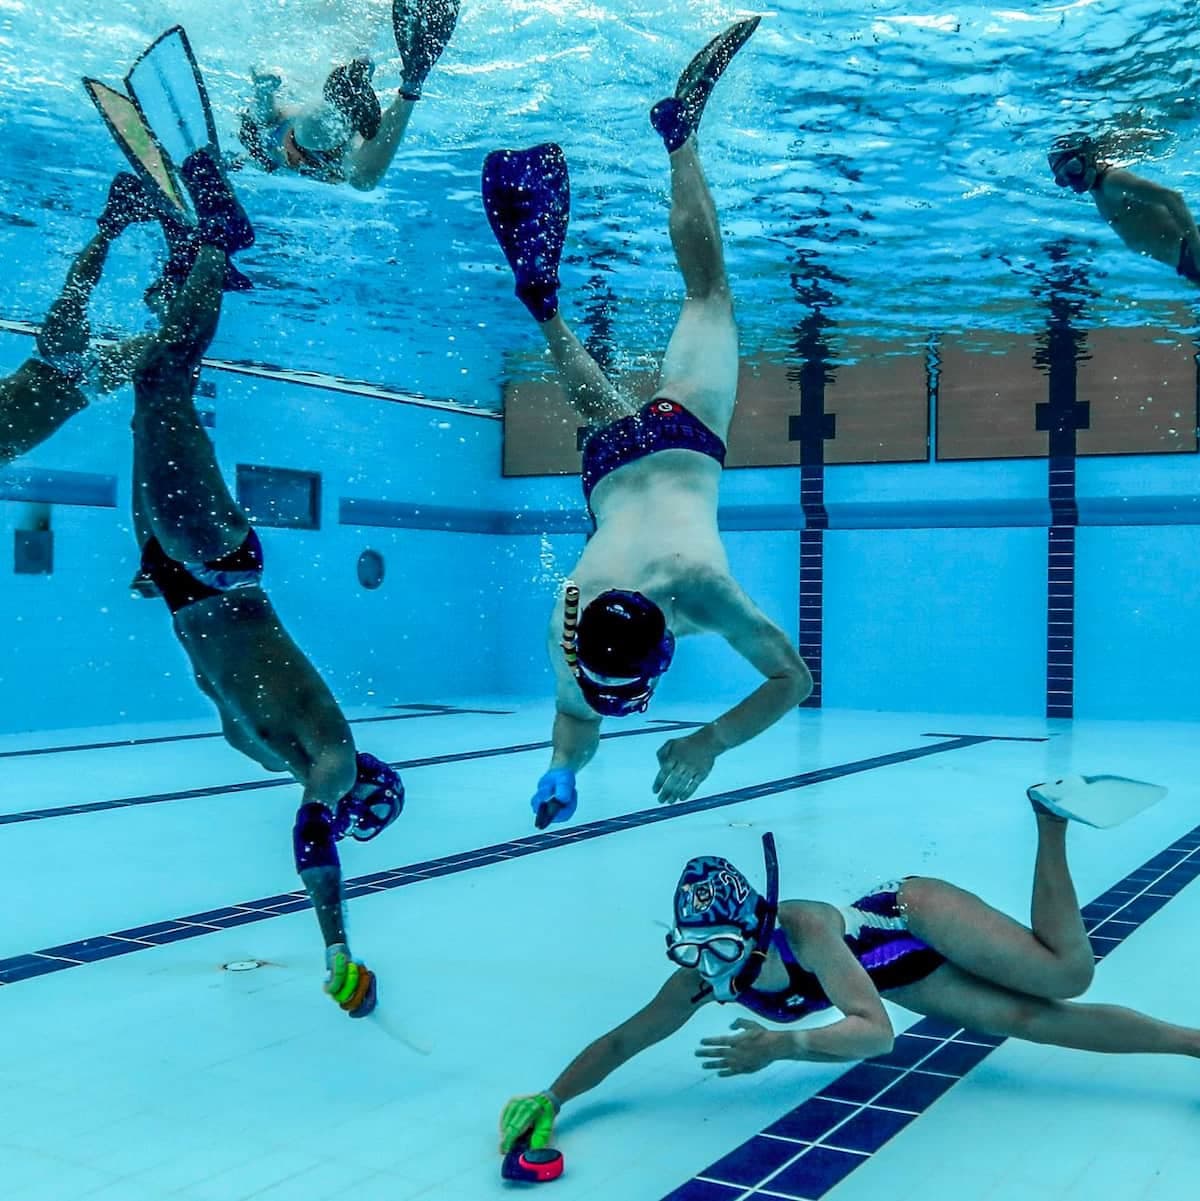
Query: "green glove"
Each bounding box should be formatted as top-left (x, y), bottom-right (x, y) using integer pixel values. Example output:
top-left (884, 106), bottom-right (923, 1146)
top-left (499, 1092), bottom-right (558, 1153)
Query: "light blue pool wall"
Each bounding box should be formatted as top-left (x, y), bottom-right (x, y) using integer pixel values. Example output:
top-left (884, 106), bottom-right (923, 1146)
top-left (4, 322), bottom-right (1200, 734)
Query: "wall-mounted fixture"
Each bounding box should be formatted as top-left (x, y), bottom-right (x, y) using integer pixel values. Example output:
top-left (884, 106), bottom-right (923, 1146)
top-left (235, 464), bottom-right (321, 530)
top-left (357, 549), bottom-right (385, 590)
top-left (14, 502), bottom-right (52, 574)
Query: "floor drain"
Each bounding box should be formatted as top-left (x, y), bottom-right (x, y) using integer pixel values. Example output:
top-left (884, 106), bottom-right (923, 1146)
top-left (222, 959), bottom-right (264, 972)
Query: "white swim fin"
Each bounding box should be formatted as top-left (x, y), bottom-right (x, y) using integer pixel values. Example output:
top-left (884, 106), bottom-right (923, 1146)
top-left (1027, 774), bottom-right (1167, 829)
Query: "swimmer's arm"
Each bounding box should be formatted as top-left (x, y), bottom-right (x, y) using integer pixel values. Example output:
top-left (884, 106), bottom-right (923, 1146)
top-left (779, 906), bottom-right (894, 1062)
top-left (690, 577), bottom-right (813, 754)
top-left (1105, 169), bottom-right (1200, 250)
top-left (549, 968), bottom-right (707, 1105)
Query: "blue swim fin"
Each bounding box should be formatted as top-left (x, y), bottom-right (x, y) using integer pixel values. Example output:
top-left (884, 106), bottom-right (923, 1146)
top-left (651, 17), bottom-right (761, 153)
top-left (481, 143), bottom-right (570, 323)
top-left (1027, 774), bottom-right (1167, 829)
top-left (125, 27), bottom-right (220, 166)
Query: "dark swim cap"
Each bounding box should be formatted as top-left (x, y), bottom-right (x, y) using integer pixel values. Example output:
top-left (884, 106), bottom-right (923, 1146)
top-left (335, 752), bottom-right (405, 841)
top-left (1048, 134), bottom-right (1100, 194)
top-left (574, 590), bottom-right (675, 716)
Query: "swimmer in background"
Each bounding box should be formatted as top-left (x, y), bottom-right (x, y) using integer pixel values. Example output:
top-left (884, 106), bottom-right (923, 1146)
top-left (129, 149), bottom-right (402, 1017)
top-left (238, 0), bottom-right (460, 189)
top-left (481, 19), bottom-right (812, 826)
top-left (0, 175), bottom-right (166, 466)
top-left (1049, 133), bottom-right (1200, 284)
top-left (500, 780), bottom-right (1200, 1157)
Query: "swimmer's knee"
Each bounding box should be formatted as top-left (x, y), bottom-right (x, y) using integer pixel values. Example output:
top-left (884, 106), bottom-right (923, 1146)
top-left (132, 342), bottom-right (198, 400)
top-left (1052, 956), bottom-right (1095, 999)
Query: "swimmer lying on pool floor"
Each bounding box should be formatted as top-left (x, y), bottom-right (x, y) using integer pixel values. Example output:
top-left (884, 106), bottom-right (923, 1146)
top-left (481, 17), bottom-right (811, 829)
top-left (500, 777), bottom-right (1198, 1156)
top-left (1049, 132), bottom-right (1200, 284)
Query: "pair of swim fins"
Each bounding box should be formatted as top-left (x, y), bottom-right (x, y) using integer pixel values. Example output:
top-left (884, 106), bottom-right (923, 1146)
top-left (84, 26), bottom-right (219, 223)
top-left (480, 17), bottom-right (761, 325)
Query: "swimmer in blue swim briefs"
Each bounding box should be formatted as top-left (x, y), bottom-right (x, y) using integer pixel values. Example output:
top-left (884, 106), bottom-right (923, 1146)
top-left (1049, 132), bottom-right (1200, 284)
top-left (129, 153), bottom-right (401, 1018)
top-left (500, 783), bottom-right (1200, 1156)
top-left (481, 20), bottom-right (812, 825)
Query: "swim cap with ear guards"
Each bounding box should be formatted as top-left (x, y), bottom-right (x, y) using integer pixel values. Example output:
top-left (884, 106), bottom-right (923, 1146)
top-left (571, 589), bottom-right (675, 717)
top-left (666, 835), bottom-right (780, 1002)
top-left (1049, 134), bottom-right (1101, 194)
top-left (334, 752), bottom-right (405, 841)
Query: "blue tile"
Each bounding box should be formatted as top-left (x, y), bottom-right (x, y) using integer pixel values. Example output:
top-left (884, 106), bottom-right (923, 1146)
top-left (821, 1106), bottom-right (915, 1153)
top-left (660, 1180), bottom-right (743, 1201)
top-left (876, 1069), bottom-right (959, 1111)
top-left (1088, 935), bottom-right (1123, 958)
top-left (1116, 893), bottom-right (1172, 922)
top-left (0, 954), bottom-right (71, 983)
top-left (263, 898), bottom-right (311, 914)
top-left (769, 1146), bottom-right (867, 1199)
top-left (138, 925), bottom-right (206, 945)
top-left (764, 1098), bottom-right (852, 1143)
top-left (905, 1017), bottom-right (961, 1040)
top-left (110, 920), bottom-right (192, 940)
top-left (187, 907), bottom-right (251, 925)
top-left (704, 1135), bottom-right (802, 1187)
top-left (39, 936), bottom-right (139, 963)
top-left (817, 1064), bottom-right (902, 1104)
top-left (203, 910), bottom-right (269, 929)
top-left (918, 1040), bottom-right (996, 1076)
top-left (870, 1034), bottom-right (939, 1069)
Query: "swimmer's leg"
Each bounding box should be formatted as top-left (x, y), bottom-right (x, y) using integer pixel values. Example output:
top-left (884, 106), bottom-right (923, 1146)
top-left (890, 964), bottom-right (1200, 1057)
top-left (901, 808), bottom-right (1096, 1000)
top-left (654, 139), bottom-right (739, 441)
top-left (538, 314), bottom-right (638, 426)
top-left (36, 232), bottom-right (112, 366)
top-left (344, 94), bottom-right (415, 192)
top-left (0, 362), bottom-right (88, 466)
top-left (132, 248), bottom-right (248, 563)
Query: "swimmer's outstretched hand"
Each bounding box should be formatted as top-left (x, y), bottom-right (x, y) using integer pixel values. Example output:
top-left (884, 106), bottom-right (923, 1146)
top-left (499, 1092), bottom-right (558, 1153)
top-left (324, 943), bottom-right (378, 1017)
top-left (531, 767), bottom-right (578, 828)
top-left (654, 730), bottom-right (718, 804)
top-left (696, 1018), bottom-right (783, 1077)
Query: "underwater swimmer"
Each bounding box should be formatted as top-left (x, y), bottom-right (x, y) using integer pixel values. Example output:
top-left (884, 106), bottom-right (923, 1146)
top-left (481, 19), bottom-right (811, 828)
top-left (129, 152), bottom-right (402, 1017)
top-left (0, 175), bottom-right (170, 465)
top-left (238, 0), bottom-right (459, 190)
top-left (500, 778), bottom-right (1200, 1159)
top-left (1049, 134), bottom-right (1200, 283)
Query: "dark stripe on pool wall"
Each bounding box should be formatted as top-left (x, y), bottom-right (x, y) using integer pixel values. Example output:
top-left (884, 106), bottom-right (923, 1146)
top-left (0, 734), bottom-right (1020, 984)
top-left (659, 820), bottom-right (1200, 1201)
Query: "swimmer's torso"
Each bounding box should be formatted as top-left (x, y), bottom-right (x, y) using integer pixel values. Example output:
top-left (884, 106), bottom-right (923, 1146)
top-left (1094, 170), bottom-right (1187, 264)
top-left (174, 591), bottom-right (344, 774)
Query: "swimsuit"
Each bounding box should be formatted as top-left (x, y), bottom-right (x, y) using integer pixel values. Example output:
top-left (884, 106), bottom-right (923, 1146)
top-left (580, 399), bottom-right (726, 519)
top-left (736, 881), bottom-right (945, 1024)
top-left (139, 528), bottom-right (265, 615)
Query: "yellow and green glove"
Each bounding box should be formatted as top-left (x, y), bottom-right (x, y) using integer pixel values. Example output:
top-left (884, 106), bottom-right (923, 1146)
top-left (499, 1091), bottom-right (559, 1153)
top-left (324, 943), bottom-right (377, 1017)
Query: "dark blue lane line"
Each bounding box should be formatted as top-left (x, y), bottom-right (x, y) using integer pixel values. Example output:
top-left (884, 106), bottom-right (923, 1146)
top-left (0, 734), bottom-right (1020, 986)
top-left (660, 828), bottom-right (1200, 1201)
top-left (0, 705), bottom-right (507, 761)
top-left (0, 721), bottom-right (702, 827)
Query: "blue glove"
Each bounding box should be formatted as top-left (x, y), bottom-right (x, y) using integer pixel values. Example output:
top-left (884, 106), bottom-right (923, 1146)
top-left (531, 768), bottom-right (578, 828)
